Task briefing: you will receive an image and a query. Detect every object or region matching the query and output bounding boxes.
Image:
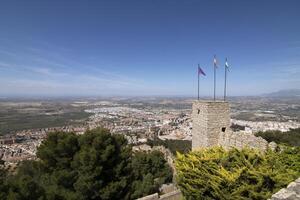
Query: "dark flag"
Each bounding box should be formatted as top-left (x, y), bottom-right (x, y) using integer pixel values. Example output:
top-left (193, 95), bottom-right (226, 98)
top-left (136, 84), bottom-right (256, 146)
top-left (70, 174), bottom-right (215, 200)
top-left (197, 65), bottom-right (206, 100)
top-left (198, 66), bottom-right (206, 76)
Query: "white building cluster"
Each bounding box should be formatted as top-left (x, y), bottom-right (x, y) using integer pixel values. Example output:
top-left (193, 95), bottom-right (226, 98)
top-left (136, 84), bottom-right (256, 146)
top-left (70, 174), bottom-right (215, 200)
top-left (231, 119), bottom-right (300, 133)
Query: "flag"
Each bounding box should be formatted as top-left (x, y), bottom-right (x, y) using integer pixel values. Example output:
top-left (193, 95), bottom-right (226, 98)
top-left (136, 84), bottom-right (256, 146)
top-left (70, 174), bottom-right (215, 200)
top-left (225, 58), bottom-right (229, 71)
top-left (198, 66), bottom-right (206, 76)
top-left (213, 55), bottom-right (218, 68)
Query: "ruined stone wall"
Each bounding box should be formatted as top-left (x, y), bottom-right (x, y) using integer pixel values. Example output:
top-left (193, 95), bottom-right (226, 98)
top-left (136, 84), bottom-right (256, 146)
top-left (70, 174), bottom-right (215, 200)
top-left (136, 191), bottom-right (182, 200)
top-left (159, 190), bottom-right (182, 200)
top-left (137, 193), bottom-right (159, 200)
top-left (218, 131), bottom-right (269, 151)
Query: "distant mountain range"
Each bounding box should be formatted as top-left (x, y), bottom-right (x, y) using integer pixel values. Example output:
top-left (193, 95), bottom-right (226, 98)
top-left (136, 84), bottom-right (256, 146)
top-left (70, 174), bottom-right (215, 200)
top-left (263, 89), bottom-right (300, 97)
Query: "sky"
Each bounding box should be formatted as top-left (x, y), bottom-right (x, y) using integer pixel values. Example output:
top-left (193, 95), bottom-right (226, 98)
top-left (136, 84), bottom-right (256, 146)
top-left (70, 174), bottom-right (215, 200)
top-left (0, 0), bottom-right (299, 97)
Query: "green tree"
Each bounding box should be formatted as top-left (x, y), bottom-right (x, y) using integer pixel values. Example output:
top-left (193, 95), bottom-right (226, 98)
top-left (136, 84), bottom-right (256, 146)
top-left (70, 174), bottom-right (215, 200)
top-left (2, 128), bottom-right (172, 200)
top-left (37, 131), bottom-right (80, 171)
top-left (255, 128), bottom-right (300, 146)
top-left (33, 128), bottom-right (132, 200)
top-left (130, 151), bottom-right (173, 199)
top-left (0, 167), bottom-right (9, 199)
top-left (71, 128), bottom-right (132, 200)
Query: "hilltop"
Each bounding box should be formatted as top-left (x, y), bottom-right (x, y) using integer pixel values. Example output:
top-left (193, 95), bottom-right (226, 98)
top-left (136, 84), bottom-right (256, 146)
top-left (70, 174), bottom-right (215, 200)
top-left (263, 89), bottom-right (300, 97)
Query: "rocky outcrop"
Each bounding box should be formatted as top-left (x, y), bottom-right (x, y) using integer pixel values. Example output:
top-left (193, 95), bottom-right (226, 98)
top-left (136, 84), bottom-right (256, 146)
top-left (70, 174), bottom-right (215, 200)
top-left (270, 178), bottom-right (300, 200)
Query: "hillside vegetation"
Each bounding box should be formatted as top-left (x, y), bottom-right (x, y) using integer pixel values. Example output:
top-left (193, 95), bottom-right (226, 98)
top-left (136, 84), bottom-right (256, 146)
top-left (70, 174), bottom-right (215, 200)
top-left (147, 138), bottom-right (191, 154)
top-left (255, 128), bottom-right (300, 146)
top-left (176, 147), bottom-right (300, 200)
top-left (0, 128), bottom-right (172, 200)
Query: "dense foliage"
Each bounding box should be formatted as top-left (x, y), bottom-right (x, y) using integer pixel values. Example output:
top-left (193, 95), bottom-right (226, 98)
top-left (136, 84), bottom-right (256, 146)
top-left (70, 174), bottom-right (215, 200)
top-left (176, 147), bottom-right (300, 200)
top-left (147, 138), bottom-right (191, 154)
top-left (255, 128), bottom-right (300, 146)
top-left (0, 168), bottom-right (9, 200)
top-left (0, 128), bottom-right (172, 200)
top-left (130, 151), bottom-right (172, 199)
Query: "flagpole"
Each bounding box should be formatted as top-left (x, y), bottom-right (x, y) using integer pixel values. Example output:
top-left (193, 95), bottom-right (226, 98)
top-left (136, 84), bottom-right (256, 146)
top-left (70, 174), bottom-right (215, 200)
top-left (214, 56), bottom-right (216, 101)
top-left (198, 64), bottom-right (200, 100)
top-left (214, 65), bottom-right (216, 101)
top-left (224, 61), bottom-right (227, 101)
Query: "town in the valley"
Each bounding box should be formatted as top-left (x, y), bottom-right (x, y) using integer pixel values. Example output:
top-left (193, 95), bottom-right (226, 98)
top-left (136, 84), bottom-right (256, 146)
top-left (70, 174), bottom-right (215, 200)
top-left (1, 94), bottom-right (299, 167)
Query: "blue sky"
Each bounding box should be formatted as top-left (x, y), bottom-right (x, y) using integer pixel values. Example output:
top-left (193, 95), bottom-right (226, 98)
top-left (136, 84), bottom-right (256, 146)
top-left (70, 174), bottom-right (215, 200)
top-left (0, 0), bottom-right (299, 97)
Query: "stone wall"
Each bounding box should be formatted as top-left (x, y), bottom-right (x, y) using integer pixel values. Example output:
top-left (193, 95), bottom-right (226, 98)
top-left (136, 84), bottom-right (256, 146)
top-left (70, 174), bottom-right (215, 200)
top-left (136, 191), bottom-right (182, 200)
top-left (137, 193), bottom-right (159, 200)
top-left (159, 190), bottom-right (182, 200)
top-left (218, 131), bottom-right (269, 151)
top-left (269, 178), bottom-right (300, 200)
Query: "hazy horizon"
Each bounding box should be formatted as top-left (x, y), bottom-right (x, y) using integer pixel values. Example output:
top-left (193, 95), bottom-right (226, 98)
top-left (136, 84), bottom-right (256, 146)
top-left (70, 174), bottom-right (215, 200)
top-left (0, 89), bottom-right (299, 100)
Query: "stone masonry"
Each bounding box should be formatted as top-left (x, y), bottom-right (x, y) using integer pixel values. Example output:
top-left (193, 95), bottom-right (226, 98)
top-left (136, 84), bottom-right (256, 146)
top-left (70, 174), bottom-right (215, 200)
top-left (192, 100), bottom-right (269, 151)
top-left (136, 190), bottom-right (182, 200)
top-left (192, 101), bottom-right (231, 150)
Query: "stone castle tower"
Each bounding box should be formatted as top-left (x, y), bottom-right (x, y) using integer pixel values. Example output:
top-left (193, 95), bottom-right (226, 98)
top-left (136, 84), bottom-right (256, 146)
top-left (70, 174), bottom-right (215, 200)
top-left (192, 101), bottom-right (231, 150)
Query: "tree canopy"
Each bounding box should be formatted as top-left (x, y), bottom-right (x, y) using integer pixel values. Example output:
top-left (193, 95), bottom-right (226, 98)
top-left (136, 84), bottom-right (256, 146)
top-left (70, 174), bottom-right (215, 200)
top-left (0, 128), bottom-right (172, 200)
top-left (255, 128), bottom-right (300, 146)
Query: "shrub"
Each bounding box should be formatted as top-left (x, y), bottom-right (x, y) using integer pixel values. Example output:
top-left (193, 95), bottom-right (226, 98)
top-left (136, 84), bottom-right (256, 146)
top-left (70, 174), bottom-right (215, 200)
top-left (175, 147), bottom-right (300, 200)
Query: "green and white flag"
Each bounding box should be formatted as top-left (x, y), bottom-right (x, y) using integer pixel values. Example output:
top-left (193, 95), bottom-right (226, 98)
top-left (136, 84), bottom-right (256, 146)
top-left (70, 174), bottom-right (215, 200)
top-left (225, 58), bottom-right (229, 71)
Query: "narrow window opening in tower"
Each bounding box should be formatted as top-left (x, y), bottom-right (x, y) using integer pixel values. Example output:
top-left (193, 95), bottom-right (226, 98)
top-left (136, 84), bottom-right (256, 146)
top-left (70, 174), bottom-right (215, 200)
top-left (222, 127), bottom-right (226, 132)
top-left (197, 109), bottom-right (200, 114)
